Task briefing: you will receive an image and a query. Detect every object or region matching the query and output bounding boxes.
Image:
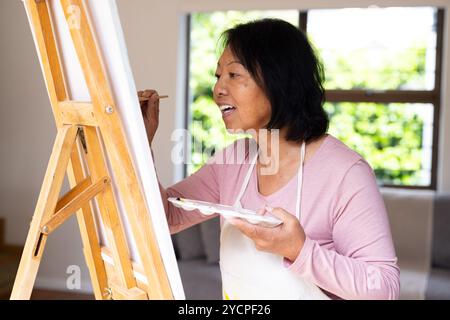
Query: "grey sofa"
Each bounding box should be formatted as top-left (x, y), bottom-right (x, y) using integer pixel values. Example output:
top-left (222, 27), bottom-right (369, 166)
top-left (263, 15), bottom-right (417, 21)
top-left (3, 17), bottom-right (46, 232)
top-left (172, 217), bottom-right (222, 299)
top-left (426, 193), bottom-right (450, 299)
top-left (382, 190), bottom-right (450, 300)
top-left (172, 191), bottom-right (450, 300)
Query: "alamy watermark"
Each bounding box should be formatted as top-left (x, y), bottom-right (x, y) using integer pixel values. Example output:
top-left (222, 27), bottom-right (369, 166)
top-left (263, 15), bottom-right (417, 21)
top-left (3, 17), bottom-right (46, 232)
top-left (171, 124), bottom-right (281, 175)
top-left (66, 264), bottom-right (81, 290)
top-left (66, 5), bottom-right (81, 30)
top-left (367, 265), bottom-right (382, 290)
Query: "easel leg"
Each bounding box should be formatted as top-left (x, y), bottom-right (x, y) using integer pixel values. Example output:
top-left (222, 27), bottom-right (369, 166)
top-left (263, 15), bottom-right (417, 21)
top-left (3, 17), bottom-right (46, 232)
top-left (66, 136), bottom-right (108, 300)
top-left (82, 126), bottom-right (136, 289)
top-left (11, 125), bottom-right (78, 300)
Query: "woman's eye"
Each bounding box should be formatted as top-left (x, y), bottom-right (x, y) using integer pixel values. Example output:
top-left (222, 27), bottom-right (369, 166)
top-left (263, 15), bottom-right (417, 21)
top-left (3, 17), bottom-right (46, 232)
top-left (229, 72), bottom-right (239, 79)
top-left (214, 74), bottom-right (220, 79)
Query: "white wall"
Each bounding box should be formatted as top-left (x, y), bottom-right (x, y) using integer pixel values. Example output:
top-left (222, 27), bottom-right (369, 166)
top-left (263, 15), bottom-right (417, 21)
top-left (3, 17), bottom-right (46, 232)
top-left (0, 0), bottom-right (449, 294)
top-left (117, 0), bottom-right (187, 186)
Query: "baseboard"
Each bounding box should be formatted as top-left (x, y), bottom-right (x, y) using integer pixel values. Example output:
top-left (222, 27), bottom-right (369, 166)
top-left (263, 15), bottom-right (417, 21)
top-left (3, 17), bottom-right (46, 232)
top-left (35, 276), bottom-right (93, 294)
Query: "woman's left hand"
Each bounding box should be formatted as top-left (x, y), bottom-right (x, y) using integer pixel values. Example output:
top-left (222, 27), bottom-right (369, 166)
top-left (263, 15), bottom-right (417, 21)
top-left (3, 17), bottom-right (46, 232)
top-left (228, 206), bottom-right (306, 262)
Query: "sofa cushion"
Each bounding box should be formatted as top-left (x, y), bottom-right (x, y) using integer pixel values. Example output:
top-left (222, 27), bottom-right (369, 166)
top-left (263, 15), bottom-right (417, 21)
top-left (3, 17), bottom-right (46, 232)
top-left (177, 259), bottom-right (222, 300)
top-left (381, 189), bottom-right (434, 300)
top-left (398, 261), bottom-right (429, 300)
top-left (172, 224), bottom-right (205, 260)
top-left (432, 194), bottom-right (450, 269)
top-left (200, 217), bottom-right (220, 264)
top-left (381, 188), bottom-right (434, 266)
top-left (425, 267), bottom-right (450, 300)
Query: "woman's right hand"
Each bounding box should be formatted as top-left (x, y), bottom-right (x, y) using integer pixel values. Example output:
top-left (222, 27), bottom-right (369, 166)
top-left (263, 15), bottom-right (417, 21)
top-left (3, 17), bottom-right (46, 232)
top-left (138, 89), bottom-right (161, 145)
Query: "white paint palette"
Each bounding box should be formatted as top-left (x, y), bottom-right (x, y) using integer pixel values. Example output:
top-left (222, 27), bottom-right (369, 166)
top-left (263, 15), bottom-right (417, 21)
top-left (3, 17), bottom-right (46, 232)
top-left (168, 197), bottom-right (283, 228)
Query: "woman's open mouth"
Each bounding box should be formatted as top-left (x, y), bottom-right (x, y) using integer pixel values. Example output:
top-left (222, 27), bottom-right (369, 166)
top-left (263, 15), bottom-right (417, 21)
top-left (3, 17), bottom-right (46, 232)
top-left (219, 105), bottom-right (237, 118)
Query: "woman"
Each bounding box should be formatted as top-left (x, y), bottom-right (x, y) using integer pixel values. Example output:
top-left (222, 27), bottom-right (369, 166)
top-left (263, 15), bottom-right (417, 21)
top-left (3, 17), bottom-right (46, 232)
top-left (139, 18), bottom-right (400, 300)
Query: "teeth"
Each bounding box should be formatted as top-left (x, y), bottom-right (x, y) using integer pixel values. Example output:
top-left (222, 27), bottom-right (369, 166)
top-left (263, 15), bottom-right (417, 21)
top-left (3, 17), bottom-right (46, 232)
top-left (219, 105), bottom-right (236, 111)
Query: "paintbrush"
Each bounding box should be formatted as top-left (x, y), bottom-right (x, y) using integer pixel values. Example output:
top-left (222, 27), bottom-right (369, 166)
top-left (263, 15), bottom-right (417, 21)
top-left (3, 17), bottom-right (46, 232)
top-left (139, 95), bottom-right (168, 102)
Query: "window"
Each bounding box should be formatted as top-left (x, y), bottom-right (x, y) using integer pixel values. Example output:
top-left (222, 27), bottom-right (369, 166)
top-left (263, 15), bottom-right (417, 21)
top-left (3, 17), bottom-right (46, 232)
top-left (187, 7), bottom-right (443, 189)
top-left (307, 7), bottom-right (443, 188)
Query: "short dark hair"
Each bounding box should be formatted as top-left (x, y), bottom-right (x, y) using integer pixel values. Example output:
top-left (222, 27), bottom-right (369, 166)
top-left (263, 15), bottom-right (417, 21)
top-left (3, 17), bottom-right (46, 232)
top-left (221, 18), bottom-right (329, 142)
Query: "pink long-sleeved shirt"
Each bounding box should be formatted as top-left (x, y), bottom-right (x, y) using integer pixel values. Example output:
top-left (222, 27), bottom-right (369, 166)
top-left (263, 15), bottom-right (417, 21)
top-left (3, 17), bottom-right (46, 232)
top-left (166, 135), bottom-right (400, 300)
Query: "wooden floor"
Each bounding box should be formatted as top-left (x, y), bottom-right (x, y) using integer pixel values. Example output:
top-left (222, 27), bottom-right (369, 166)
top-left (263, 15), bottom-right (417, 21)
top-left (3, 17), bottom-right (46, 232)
top-left (30, 289), bottom-right (94, 300)
top-left (0, 289), bottom-right (94, 300)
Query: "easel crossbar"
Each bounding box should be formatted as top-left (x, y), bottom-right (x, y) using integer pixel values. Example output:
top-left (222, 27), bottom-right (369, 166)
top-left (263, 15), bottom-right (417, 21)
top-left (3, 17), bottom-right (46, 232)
top-left (41, 176), bottom-right (110, 235)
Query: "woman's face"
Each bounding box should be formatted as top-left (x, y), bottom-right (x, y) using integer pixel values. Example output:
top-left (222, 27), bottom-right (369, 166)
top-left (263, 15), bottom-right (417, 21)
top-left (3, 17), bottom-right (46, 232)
top-left (213, 46), bottom-right (272, 132)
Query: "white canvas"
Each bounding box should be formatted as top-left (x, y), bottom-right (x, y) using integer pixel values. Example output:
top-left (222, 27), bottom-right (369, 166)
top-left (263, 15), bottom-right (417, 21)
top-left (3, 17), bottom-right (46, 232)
top-left (24, 0), bottom-right (184, 299)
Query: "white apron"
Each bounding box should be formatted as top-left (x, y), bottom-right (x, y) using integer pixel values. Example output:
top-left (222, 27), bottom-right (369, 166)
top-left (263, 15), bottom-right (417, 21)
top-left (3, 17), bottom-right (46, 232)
top-left (219, 142), bottom-right (330, 300)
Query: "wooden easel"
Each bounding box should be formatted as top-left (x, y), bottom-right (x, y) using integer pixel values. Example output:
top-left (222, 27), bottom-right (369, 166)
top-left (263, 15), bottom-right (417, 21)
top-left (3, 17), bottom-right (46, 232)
top-left (11, 0), bottom-right (173, 300)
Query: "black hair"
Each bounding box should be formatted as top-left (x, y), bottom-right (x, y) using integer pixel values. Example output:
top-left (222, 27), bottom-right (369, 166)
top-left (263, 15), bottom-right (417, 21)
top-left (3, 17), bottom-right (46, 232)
top-left (220, 18), bottom-right (329, 142)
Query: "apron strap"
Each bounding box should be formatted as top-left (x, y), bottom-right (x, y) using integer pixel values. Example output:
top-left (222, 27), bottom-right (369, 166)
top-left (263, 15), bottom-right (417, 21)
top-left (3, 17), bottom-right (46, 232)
top-left (295, 141), bottom-right (306, 219)
top-left (234, 147), bottom-right (259, 206)
top-left (234, 140), bottom-right (306, 220)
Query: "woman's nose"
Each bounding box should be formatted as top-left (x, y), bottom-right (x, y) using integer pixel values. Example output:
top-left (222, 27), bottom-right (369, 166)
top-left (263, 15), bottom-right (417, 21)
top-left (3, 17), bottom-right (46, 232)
top-left (213, 79), bottom-right (228, 98)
